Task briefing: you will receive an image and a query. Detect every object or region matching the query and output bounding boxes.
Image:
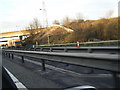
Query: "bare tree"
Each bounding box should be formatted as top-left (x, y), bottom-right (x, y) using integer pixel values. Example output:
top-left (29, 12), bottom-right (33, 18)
top-left (62, 16), bottom-right (71, 25)
top-left (53, 20), bottom-right (60, 25)
top-left (33, 18), bottom-right (40, 29)
top-left (28, 18), bottom-right (41, 35)
top-left (29, 23), bottom-right (34, 29)
top-left (76, 13), bottom-right (84, 20)
top-left (28, 22), bottom-right (35, 35)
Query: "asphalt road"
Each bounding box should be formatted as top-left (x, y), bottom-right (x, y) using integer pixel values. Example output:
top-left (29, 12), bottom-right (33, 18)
top-left (2, 53), bottom-right (117, 89)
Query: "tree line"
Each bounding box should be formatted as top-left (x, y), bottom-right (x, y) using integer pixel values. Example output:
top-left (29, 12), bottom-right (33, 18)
top-left (23, 16), bottom-right (119, 46)
top-left (62, 17), bottom-right (118, 43)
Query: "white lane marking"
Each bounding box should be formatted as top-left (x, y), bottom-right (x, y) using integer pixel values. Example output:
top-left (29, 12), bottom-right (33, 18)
top-left (4, 67), bottom-right (28, 90)
top-left (14, 56), bottom-right (113, 78)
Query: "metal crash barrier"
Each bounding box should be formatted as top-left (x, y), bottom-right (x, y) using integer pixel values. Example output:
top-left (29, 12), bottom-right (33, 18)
top-left (2, 49), bottom-right (120, 88)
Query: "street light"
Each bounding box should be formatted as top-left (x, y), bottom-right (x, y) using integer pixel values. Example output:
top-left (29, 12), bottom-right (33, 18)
top-left (40, 1), bottom-right (50, 45)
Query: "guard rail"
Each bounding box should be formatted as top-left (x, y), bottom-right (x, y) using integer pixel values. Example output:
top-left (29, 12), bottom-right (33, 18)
top-left (2, 49), bottom-right (119, 88)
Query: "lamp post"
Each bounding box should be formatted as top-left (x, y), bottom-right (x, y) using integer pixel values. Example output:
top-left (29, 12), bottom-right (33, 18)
top-left (40, 1), bottom-right (50, 45)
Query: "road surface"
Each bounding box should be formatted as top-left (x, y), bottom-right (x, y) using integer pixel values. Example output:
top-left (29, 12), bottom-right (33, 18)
top-left (2, 53), bottom-right (116, 89)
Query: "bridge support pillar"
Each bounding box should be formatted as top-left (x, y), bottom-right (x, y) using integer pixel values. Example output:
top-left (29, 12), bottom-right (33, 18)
top-left (18, 36), bottom-right (23, 41)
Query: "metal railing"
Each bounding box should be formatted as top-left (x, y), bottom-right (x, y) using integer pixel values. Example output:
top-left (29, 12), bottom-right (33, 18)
top-left (2, 49), bottom-right (120, 88)
top-left (37, 40), bottom-right (119, 47)
top-left (24, 46), bottom-right (119, 55)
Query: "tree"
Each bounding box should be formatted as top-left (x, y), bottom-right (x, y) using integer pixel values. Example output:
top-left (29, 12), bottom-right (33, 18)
top-left (62, 16), bottom-right (71, 25)
top-left (28, 22), bottom-right (35, 35)
top-left (103, 19), bottom-right (118, 40)
top-left (28, 18), bottom-right (41, 35)
top-left (76, 13), bottom-right (84, 22)
top-left (33, 18), bottom-right (40, 29)
top-left (53, 20), bottom-right (60, 25)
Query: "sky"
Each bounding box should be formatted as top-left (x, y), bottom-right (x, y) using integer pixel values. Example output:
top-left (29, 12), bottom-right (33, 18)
top-left (0, 0), bottom-right (119, 33)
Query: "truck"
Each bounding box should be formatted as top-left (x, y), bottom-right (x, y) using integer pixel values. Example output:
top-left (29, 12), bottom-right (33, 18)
top-left (7, 39), bottom-right (22, 48)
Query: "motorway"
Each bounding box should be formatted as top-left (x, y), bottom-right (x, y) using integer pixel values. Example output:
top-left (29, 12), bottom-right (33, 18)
top-left (2, 51), bottom-right (118, 89)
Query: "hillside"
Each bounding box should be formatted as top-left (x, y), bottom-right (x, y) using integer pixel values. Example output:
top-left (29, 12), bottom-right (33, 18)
top-left (24, 25), bottom-right (73, 45)
top-left (63, 17), bottom-right (118, 42)
top-left (24, 17), bottom-right (119, 46)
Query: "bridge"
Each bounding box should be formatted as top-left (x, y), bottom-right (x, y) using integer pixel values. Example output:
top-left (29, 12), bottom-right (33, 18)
top-left (0, 29), bottom-right (41, 40)
top-left (0, 25), bottom-right (74, 40)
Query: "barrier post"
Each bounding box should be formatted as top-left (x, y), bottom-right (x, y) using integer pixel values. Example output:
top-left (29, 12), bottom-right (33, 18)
top-left (112, 72), bottom-right (119, 88)
top-left (21, 56), bottom-right (24, 63)
top-left (12, 54), bottom-right (14, 59)
top-left (42, 59), bottom-right (46, 71)
top-left (8, 53), bottom-right (10, 58)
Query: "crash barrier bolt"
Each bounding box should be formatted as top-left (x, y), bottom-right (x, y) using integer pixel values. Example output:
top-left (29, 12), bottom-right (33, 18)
top-left (64, 48), bottom-right (68, 52)
top-left (40, 48), bottom-right (43, 51)
top-left (50, 48), bottom-right (53, 52)
top-left (88, 48), bottom-right (92, 53)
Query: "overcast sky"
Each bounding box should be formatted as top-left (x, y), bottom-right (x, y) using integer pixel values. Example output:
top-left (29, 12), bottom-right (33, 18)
top-left (0, 0), bottom-right (119, 33)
